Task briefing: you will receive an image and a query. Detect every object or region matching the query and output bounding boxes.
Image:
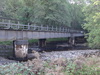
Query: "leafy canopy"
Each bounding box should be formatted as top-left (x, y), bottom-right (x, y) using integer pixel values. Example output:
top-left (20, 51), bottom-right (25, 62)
top-left (1, 0), bottom-right (84, 30)
top-left (83, 0), bottom-right (100, 48)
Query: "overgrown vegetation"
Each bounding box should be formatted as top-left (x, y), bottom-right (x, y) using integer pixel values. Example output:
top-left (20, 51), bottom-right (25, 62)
top-left (83, 0), bottom-right (100, 48)
top-left (28, 39), bottom-right (38, 44)
top-left (47, 38), bottom-right (67, 42)
top-left (29, 38), bottom-right (67, 44)
top-left (0, 0), bottom-right (84, 30)
top-left (0, 52), bottom-right (100, 75)
top-left (0, 41), bottom-right (12, 45)
top-left (0, 38), bottom-right (67, 45)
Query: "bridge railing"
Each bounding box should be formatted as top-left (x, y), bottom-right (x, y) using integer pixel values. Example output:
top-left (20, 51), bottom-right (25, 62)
top-left (0, 18), bottom-right (83, 33)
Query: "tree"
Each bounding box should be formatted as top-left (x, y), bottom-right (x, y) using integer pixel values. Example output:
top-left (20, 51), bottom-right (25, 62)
top-left (3, 0), bottom-right (85, 30)
top-left (41, 0), bottom-right (72, 26)
top-left (0, 0), bottom-right (7, 17)
top-left (4, 0), bottom-right (72, 26)
top-left (70, 2), bottom-right (85, 30)
top-left (3, 0), bottom-right (35, 24)
top-left (83, 0), bottom-right (100, 48)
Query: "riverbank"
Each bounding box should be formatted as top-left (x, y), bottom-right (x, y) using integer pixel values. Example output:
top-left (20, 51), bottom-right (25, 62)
top-left (0, 49), bottom-right (99, 65)
top-left (0, 49), bottom-right (100, 75)
top-left (40, 50), bottom-right (100, 61)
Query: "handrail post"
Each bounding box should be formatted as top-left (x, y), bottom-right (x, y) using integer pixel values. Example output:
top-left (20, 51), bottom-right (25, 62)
top-left (33, 24), bottom-right (36, 30)
top-left (8, 20), bottom-right (11, 29)
top-left (28, 23), bottom-right (30, 30)
top-left (47, 25), bottom-right (49, 31)
top-left (65, 28), bottom-right (67, 32)
top-left (63, 28), bottom-right (64, 32)
top-left (18, 21), bottom-right (20, 29)
top-left (52, 26), bottom-right (53, 31)
top-left (40, 24), bottom-right (43, 30)
top-left (64, 28), bottom-right (65, 32)
top-left (68, 28), bottom-right (69, 32)
top-left (56, 26), bottom-right (57, 31)
top-left (63, 28), bottom-right (65, 32)
top-left (59, 27), bottom-right (61, 32)
top-left (61, 27), bottom-right (62, 32)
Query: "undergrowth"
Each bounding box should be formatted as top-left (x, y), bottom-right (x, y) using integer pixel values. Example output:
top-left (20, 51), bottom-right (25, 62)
top-left (28, 38), bottom-right (67, 44)
top-left (0, 52), bottom-right (100, 75)
top-left (0, 41), bottom-right (12, 45)
top-left (0, 38), bottom-right (67, 45)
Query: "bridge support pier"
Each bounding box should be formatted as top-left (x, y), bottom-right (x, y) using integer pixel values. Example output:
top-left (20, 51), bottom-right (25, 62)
top-left (68, 37), bottom-right (75, 46)
top-left (75, 36), bottom-right (86, 43)
top-left (13, 40), bottom-right (28, 59)
top-left (38, 39), bottom-right (46, 48)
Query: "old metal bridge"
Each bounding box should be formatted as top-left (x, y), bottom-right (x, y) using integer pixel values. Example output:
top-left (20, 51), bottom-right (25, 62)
top-left (0, 17), bottom-right (85, 58)
top-left (0, 17), bottom-right (84, 41)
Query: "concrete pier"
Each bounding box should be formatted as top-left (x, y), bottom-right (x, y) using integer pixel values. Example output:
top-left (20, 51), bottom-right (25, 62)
top-left (13, 40), bottom-right (28, 59)
top-left (38, 39), bottom-right (46, 48)
top-left (68, 37), bottom-right (75, 46)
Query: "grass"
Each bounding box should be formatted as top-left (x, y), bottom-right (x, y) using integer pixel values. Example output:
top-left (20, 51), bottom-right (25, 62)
top-left (28, 38), bottom-right (68, 45)
top-left (0, 52), bottom-right (100, 75)
top-left (0, 41), bottom-right (12, 45)
top-left (47, 38), bottom-right (67, 42)
top-left (28, 39), bottom-right (38, 44)
top-left (29, 38), bottom-right (68, 43)
top-left (0, 38), bottom-right (67, 45)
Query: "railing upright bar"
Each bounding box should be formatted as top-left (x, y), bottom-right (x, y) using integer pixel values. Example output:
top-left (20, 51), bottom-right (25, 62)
top-left (33, 24), bottom-right (36, 30)
top-left (17, 21), bottom-right (20, 29)
top-left (47, 25), bottom-right (49, 31)
top-left (56, 26), bottom-right (57, 31)
top-left (8, 20), bottom-right (11, 29)
top-left (52, 26), bottom-right (54, 31)
top-left (59, 27), bottom-right (61, 32)
top-left (64, 28), bottom-right (66, 32)
top-left (28, 23), bottom-right (30, 30)
top-left (40, 25), bottom-right (43, 31)
top-left (65, 28), bottom-right (67, 32)
top-left (63, 28), bottom-right (64, 32)
top-left (61, 27), bottom-right (62, 32)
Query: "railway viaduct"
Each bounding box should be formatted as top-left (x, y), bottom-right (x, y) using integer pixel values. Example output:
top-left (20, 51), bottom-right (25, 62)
top-left (0, 17), bottom-right (84, 58)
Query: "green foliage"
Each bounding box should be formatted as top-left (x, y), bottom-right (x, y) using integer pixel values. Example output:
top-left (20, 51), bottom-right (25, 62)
top-left (3, 0), bottom-right (71, 26)
top-left (0, 63), bottom-right (35, 75)
top-left (2, 0), bottom-right (84, 29)
top-left (70, 3), bottom-right (85, 30)
top-left (0, 56), bottom-right (100, 75)
top-left (0, 38), bottom-right (67, 46)
top-left (28, 38), bottom-right (68, 44)
top-left (28, 39), bottom-right (38, 44)
top-left (0, 0), bottom-right (7, 17)
top-left (0, 41), bottom-right (12, 45)
top-left (47, 38), bottom-right (68, 42)
top-left (83, 0), bottom-right (100, 48)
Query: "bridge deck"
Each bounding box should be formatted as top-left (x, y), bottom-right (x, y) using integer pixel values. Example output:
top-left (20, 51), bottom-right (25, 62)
top-left (0, 17), bottom-right (84, 41)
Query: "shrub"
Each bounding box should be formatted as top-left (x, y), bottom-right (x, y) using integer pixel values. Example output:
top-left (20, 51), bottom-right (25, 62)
top-left (0, 54), bottom-right (100, 75)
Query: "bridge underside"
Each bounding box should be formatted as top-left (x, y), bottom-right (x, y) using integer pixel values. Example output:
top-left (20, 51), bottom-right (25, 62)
top-left (0, 30), bottom-right (83, 41)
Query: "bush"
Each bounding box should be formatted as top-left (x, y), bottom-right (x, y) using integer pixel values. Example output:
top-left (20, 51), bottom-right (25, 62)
top-left (0, 55), bottom-right (100, 75)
